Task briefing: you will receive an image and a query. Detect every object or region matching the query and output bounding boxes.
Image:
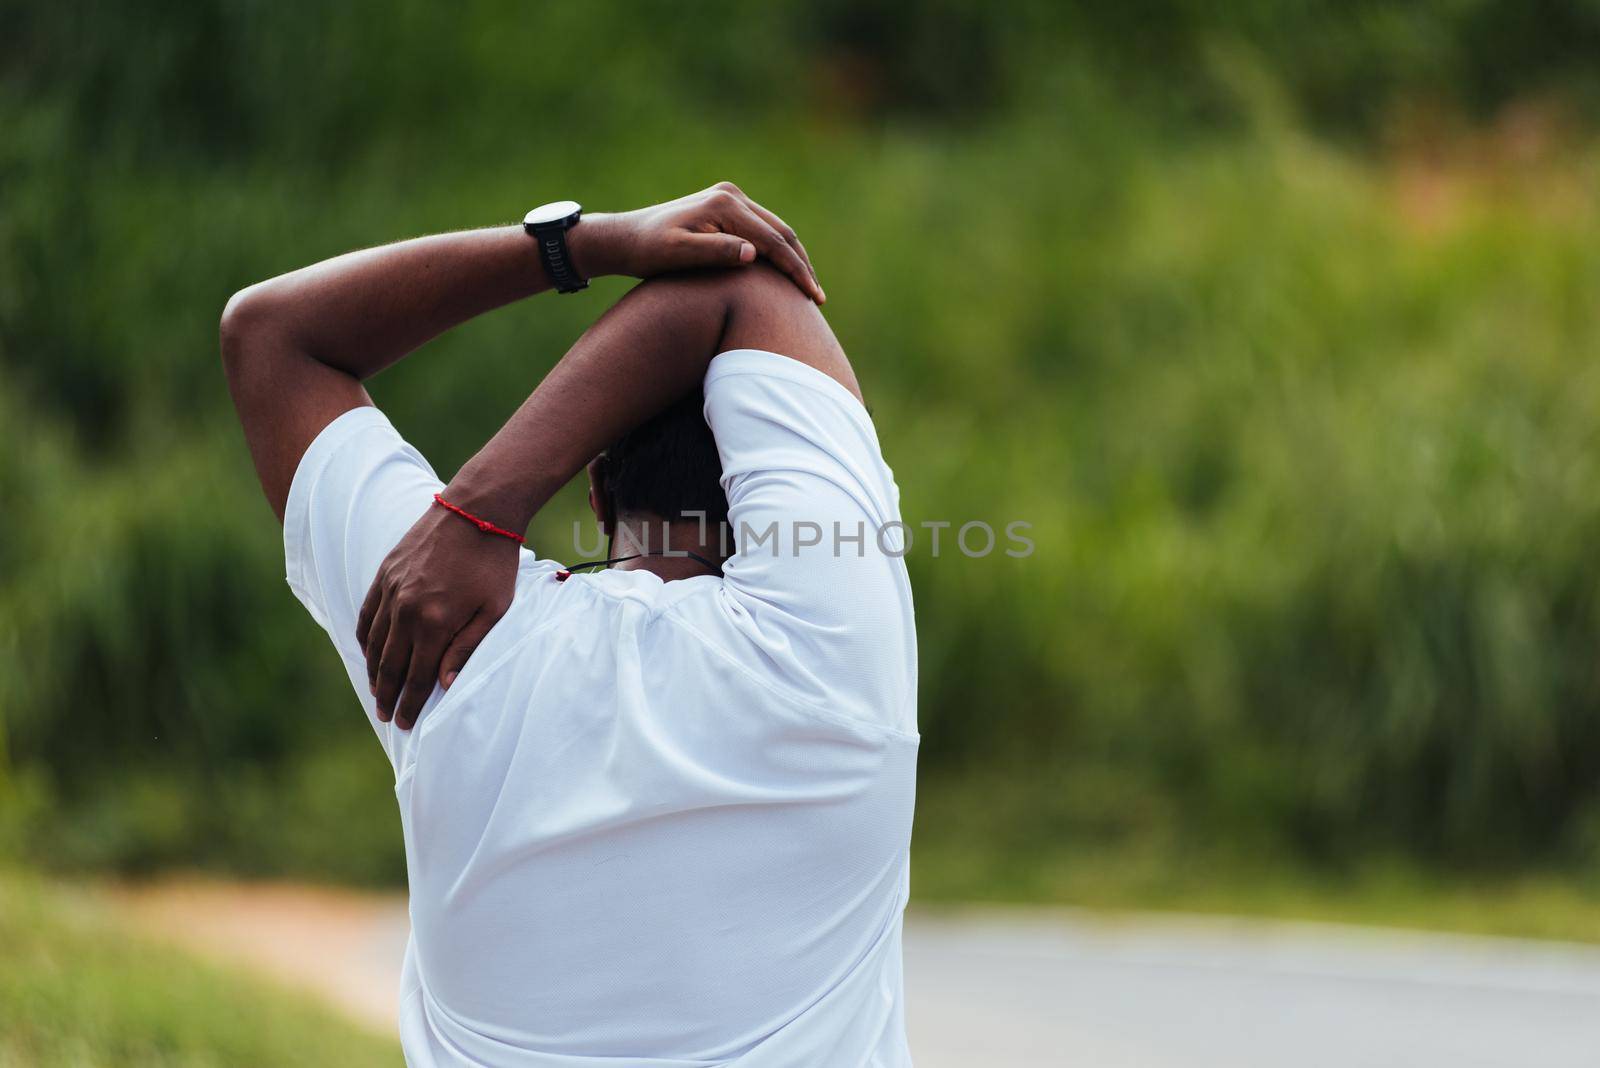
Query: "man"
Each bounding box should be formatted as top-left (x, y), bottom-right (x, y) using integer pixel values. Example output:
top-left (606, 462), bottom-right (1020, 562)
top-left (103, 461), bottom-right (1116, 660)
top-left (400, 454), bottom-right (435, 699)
top-left (221, 184), bottom-right (919, 1066)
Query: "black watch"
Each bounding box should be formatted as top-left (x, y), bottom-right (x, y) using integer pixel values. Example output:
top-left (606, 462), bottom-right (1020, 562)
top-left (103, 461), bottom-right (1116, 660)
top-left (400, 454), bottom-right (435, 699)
top-left (523, 200), bottom-right (587, 294)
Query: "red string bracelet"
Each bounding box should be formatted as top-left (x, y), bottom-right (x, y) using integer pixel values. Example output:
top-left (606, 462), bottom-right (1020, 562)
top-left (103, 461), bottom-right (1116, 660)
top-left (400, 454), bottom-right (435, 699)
top-left (432, 493), bottom-right (526, 544)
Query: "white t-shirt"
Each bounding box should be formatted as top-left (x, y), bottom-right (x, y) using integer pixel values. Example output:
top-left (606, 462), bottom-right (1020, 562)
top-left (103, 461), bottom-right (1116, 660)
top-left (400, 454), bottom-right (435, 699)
top-left (284, 350), bottom-right (919, 1067)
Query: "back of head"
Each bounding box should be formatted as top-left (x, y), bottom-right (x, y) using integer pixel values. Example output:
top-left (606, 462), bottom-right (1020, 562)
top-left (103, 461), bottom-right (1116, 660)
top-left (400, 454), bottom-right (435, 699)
top-left (600, 390), bottom-right (729, 537)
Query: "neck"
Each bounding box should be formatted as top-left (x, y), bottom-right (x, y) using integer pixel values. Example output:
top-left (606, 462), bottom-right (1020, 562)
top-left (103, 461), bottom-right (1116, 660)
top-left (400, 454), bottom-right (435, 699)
top-left (609, 516), bottom-right (724, 581)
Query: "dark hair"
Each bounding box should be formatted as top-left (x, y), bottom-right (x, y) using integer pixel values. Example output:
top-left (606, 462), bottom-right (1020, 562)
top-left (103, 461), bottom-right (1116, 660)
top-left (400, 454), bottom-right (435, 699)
top-left (598, 389), bottom-right (729, 535)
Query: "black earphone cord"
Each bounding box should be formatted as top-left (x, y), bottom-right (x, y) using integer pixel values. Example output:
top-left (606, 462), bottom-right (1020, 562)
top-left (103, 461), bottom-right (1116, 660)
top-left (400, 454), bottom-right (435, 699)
top-left (559, 550), bottom-right (723, 577)
top-left (572, 470), bottom-right (723, 579)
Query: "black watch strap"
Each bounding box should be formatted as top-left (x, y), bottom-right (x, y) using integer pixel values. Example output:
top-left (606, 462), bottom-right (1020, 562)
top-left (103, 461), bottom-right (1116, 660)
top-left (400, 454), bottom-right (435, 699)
top-left (523, 201), bottom-right (588, 294)
top-left (532, 223), bottom-right (586, 294)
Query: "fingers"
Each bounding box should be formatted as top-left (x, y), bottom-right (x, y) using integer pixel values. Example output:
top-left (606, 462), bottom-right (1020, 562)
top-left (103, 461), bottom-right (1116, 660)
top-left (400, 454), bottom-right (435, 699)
top-left (744, 199), bottom-right (824, 303)
top-left (680, 182), bottom-right (825, 301)
top-left (709, 181), bottom-right (823, 303)
top-left (364, 596), bottom-right (393, 714)
top-left (393, 624), bottom-right (448, 731)
top-left (722, 199), bottom-right (823, 303)
top-left (356, 578), bottom-right (381, 650)
top-left (438, 610), bottom-right (499, 690)
top-left (372, 625), bottom-right (410, 727)
top-left (682, 231), bottom-right (756, 267)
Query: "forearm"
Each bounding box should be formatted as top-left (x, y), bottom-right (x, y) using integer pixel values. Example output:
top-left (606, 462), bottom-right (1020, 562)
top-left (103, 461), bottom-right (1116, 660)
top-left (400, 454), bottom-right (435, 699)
top-left (444, 272), bottom-right (735, 529)
top-left (223, 220), bottom-right (622, 379)
top-left (445, 265), bottom-right (853, 531)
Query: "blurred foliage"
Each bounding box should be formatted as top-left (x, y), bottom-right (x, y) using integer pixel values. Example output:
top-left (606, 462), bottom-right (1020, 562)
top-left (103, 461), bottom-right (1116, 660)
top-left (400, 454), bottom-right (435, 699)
top-left (4, 0), bottom-right (1600, 902)
top-left (0, 872), bottom-right (398, 1065)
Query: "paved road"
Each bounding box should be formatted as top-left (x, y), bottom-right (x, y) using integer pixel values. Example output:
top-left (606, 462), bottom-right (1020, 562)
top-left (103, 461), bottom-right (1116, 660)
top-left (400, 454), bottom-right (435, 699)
top-left (905, 909), bottom-right (1600, 1067)
top-left (116, 883), bottom-right (1600, 1067)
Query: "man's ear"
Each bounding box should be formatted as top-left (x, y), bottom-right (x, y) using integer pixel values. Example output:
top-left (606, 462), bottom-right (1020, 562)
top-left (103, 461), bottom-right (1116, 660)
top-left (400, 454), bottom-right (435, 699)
top-left (586, 455), bottom-right (614, 536)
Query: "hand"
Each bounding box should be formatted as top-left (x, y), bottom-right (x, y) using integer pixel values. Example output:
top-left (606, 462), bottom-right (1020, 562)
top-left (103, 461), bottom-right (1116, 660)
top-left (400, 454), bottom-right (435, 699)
top-left (571, 181), bottom-right (825, 303)
top-left (356, 498), bottom-right (520, 730)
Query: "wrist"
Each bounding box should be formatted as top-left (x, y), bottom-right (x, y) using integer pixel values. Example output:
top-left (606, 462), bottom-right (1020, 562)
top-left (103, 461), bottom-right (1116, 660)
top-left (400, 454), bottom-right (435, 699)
top-left (444, 461), bottom-right (561, 536)
top-left (566, 212), bottom-right (629, 281)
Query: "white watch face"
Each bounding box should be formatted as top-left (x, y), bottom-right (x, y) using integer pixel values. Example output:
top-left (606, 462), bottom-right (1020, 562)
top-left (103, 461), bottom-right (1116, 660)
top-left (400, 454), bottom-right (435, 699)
top-left (523, 200), bottom-right (582, 228)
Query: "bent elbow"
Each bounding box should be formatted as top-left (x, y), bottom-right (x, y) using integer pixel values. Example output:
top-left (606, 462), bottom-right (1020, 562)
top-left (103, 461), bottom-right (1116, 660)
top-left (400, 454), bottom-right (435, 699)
top-left (219, 285), bottom-right (261, 362)
top-left (218, 282), bottom-right (286, 376)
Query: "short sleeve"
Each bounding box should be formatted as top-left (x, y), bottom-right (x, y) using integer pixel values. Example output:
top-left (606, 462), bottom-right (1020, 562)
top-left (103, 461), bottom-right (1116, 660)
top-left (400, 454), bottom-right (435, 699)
top-left (283, 406), bottom-right (443, 771)
top-left (702, 350), bottom-right (917, 731)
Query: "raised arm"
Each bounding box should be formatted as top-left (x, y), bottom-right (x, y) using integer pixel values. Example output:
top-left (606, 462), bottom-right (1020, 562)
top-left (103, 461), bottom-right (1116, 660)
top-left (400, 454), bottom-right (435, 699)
top-left (220, 183), bottom-right (822, 519)
top-left (442, 264), bottom-right (856, 536)
top-left (361, 264), bottom-right (856, 729)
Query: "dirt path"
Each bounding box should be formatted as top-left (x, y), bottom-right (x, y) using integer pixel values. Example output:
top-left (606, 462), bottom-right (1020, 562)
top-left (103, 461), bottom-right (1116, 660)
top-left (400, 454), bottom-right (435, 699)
top-left (110, 878), bottom-right (1600, 1067)
top-left (110, 878), bottom-right (409, 1036)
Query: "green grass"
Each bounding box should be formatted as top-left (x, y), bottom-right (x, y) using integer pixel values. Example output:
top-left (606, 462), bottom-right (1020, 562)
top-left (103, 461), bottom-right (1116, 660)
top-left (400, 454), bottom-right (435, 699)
top-left (915, 761), bottom-right (1600, 942)
top-left (915, 837), bottom-right (1600, 944)
top-left (0, 873), bottom-right (398, 1068)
